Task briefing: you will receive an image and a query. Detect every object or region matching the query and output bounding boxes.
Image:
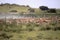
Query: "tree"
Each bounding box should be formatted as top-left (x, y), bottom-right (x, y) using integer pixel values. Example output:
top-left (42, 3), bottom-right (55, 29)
top-left (39, 6), bottom-right (49, 11)
top-left (39, 6), bottom-right (49, 17)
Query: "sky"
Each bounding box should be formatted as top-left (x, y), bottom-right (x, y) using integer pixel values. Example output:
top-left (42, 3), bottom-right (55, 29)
top-left (0, 0), bottom-right (60, 8)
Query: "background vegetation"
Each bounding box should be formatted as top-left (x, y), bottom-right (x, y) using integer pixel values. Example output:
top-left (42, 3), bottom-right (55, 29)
top-left (0, 3), bottom-right (60, 14)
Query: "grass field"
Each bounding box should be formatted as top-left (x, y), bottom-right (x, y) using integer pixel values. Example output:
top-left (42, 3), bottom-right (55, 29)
top-left (0, 4), bottom-right (60, 40)
top-left (5, 31), bottom-right (60, 40)
top-left (0, 20), bottom-right (60, 40)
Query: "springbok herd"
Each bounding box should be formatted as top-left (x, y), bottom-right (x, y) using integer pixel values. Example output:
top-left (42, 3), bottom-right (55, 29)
top-left (0, 16), bottom-right (60, 24)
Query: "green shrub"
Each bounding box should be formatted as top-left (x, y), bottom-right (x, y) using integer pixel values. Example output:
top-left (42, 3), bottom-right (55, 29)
top-left (0, 32), bottom-right (13, 40)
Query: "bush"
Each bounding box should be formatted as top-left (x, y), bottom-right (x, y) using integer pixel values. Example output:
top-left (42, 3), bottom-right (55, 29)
top-left (48, 9), bottom-right (56, 13)
top-left (39, 25), bottom-right (50, 31)
top-left (28, 8), bottom-right (35, 13)
top-left (53, 27), bottom-right (60, 31)
top-left (0, 32), bottom-right (13, 40)
top-left (26, 5), bottom-right (30, 7)
top-left (10, 10), bottom-right (17, 12)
